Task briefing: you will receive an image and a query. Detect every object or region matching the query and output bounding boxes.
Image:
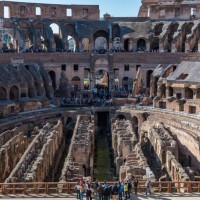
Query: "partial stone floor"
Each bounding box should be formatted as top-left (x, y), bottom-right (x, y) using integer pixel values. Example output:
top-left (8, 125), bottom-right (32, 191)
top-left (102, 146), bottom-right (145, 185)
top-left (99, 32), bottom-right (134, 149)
top-left (0, 193), bottom-right (200, 199)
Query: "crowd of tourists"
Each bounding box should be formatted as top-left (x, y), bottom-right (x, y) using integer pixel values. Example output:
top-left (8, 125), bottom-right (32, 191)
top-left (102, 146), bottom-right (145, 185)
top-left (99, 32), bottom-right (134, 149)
top-left (74, 178), bottom-right (152, 200)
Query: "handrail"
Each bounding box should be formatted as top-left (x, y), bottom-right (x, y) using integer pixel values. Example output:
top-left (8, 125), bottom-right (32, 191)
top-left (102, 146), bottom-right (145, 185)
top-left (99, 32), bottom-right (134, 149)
top-left (0, 181), bottom-right (200, 195)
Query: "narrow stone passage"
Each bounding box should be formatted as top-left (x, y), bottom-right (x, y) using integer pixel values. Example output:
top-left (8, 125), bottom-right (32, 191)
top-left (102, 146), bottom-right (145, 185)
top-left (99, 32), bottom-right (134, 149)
top-left (94, 136), bottom-right (114, 181)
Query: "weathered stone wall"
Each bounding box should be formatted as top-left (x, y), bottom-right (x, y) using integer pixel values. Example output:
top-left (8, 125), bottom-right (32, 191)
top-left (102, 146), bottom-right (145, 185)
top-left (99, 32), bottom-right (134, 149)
top-left (111, 118), bottom-right (154, 180)
top-left (0, 126), bottom-right (31, 182)
top-left (5, 120), bottom-right (63, 182)
top-left (0, 1), bottom-right (99, 20)
top-left (60, 115), bottom-right (94, 181)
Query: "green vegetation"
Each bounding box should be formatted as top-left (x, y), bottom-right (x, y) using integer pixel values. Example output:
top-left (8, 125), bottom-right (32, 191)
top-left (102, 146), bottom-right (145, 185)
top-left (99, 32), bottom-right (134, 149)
top-left (94, 137), bottom-right (113, 181)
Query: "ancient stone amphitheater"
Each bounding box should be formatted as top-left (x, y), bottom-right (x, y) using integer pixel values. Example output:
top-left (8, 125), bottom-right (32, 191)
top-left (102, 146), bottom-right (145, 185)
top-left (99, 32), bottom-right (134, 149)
top-left (0, 0), bottom-right (200, 196)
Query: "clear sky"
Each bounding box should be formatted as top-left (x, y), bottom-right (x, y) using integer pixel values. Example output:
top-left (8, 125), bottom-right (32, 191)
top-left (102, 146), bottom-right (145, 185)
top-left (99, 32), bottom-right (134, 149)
top-left (6, 0), bottom-right (141, 17)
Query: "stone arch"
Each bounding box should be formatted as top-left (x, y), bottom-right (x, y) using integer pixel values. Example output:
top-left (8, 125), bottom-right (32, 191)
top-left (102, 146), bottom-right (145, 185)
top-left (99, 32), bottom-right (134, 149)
top-left (0, 87), bottom-right (7, 101)
top-left (72, 76), bottom-right (81, 91)
top-left (49, 71), bottom-right (56, 90)
top-left (188, 155), bottom-right (192, 167)
top-left (116, 114), bottom-right (126, 120)
top-left (18, 21), bottom-right (33, 51)
top-left (162, 65), bottom-right (177, 78)
top-left (81, 38), bottom-right (90, 52)
top-left (132, 116), bottom-right (139, 139)
top-left (122, 77), bottom-right (129, 91)
top-left (196, 89), bottom-right (200, 99)
top-left (154, 23), bottom-right (164, 36)
top-left (50, 23), bottom-right (63, 51)
top-left (10, 86), bottom-right (19, 101)
top-left (113, 37), bottom-right (120, 50)
top-left (94, 30), bottom-right (109, 50)
top-left (168, 86), bottom-right (173, 97)
top-left (2, 33), bottom-right (14, 52)
top-left (137, 38), bottom-right (146, 51)
top-left (124, 38), bottom-right (131, 52)
top-left (160, 84), bottom-right (166, 98)
top-left (182, 22), bottom-right (194, 52)
top-left (34, 22), bottom-right (46, 51)
top-left (146, 70), bottom-right (153, 88)
top-left (185, 87), bottom-right (193, 99)
top-left (65, 23), bottom-right (77, 51)
top-left (167, 23), bottom-right (179, 52)
top-left (112, 24), bottom-right (120, 39)
top-left (95, 70), bottom-right (109, 90)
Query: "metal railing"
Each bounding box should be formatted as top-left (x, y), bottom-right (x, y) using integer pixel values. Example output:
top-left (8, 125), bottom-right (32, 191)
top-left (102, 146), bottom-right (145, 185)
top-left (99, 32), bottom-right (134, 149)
top-left (0, 181), bottom-right (200, 195)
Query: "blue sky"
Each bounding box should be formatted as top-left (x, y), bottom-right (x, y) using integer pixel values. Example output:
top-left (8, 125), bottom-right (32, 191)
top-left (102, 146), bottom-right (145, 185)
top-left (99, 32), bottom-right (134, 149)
top-left (7, 0), bottom-right (141, 17)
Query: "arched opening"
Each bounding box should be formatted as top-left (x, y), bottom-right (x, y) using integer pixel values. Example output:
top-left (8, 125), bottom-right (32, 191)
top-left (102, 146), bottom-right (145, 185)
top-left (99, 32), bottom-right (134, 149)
top-left (151, 37), bottom-right (159, 52)
top-left (112, 24), bottom-right (120, 38)
top-left (146, 70), bottom-right (153, 88)
top-left (167, 23), bottom-right (179, 52)
top-left (169, 86), bottom-right (173, 97)
top-left (185, 87), bottom-right (193, 99)
top-left (0, 87), bottom-right (7, 101)
top-left (188, 155), bottom-right (192, 167)
top-left (113, 37), bottom-right (120, 51)
top-left (116, 115), bottom-right (126, 120)
top-left (81, 38), bottom-right (90, 52)
top-left (122, 77), bottom-right (129, 91)
top-left (2, 34), bottom-right (14, 52)
top-left (95, 70), bottom-right (109, 99)
top-left (162, 65), bottom-right (177, 78)
top-left (160, 84), bottom-right (166, 98)
top-left (65, 24), bottom-right (76, 52)
top-left (10, 86), bottom-right (19, 101)
top-left (34, 22), bottom-right (47, 52)
top-left (50, 23), bottom-right (63, 52)
top-left (49, 71), bottom-right (56, 90)
top-left (132, 116), bottom-right (139, 139)
top-left (67, 36), bottom-right (76, 52)
top-left (124, 39), bottom-right (131, 52)
top-left (72, 76), bottom-right (81, 91)
top-left (94, 30), bottom-right (109, 51)
top-left (18, 21), bottom-right (33, 52)
top-left (84, 68), bottom-right (90, 91)
top-left (182, 23), bottom-right (194, 52)
top-left (153, 77), bottom-right (159, 96)
top-left (154, 23), bottom-right (164, 36)
top-left (196, 89), bottom-right (200, 99)
top-left (137, 38), bottom-right (146, 51)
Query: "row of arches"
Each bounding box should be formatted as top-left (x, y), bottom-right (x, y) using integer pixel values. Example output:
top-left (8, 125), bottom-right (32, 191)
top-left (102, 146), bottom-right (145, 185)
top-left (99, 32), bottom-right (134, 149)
top-left (152, 22), bottom-right (197, 52)
top-left (0, 86), bottom-right (19, 101)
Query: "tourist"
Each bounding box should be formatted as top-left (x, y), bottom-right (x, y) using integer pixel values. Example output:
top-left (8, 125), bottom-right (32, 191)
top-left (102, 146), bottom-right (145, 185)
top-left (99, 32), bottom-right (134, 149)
top-left (79, 184), bottom-right (84, 200)
top-left (86, 185), bottom-right (93, 200)
top-left (123, 182), bottom-right (129, 199)
top-left (97, 183), bottom-right (103, 200)
top-left (127, 178), bottom-right (132, 198)
top-left (74, 181), bottom-right (80, 199)
top-left (112, 183), bottom-right (118, 200)
top-left (93, 179), bottom-right (99, 195)
top-left (117, 181), bottom-right (123, 200)
top-left (133, 177), bottom-right (138, 195)
top-left (145, 179), bottom-right (152, 195)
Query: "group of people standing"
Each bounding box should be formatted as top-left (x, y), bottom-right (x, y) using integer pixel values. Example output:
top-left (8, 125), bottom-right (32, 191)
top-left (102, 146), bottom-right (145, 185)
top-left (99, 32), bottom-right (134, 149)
top-left (74, 178), bottom-right (152, 200)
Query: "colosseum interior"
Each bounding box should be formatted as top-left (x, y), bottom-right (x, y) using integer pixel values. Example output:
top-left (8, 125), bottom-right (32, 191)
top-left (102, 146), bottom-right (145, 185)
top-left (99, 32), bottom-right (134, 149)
top-left (1, 0), bottom-right (200, 195)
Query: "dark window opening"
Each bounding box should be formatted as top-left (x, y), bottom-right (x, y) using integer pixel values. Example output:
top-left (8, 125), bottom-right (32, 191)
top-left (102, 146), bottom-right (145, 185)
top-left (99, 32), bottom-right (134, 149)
top-left (74, 64), bottom-right (78, 71)
top-left (61, 64), bottom-right (66, 71)
top-left (124, 64), bottom-right (129, 71)
top-left (136, 65), bottom-right (141, 71)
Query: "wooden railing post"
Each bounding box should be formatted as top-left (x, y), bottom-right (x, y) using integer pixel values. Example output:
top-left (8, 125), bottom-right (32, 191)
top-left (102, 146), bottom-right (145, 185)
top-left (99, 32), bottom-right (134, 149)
top-left (178, 182), bottom-right (180, 193)
top-left (167, 182), bottom-right (171, 193)
top-left (45, 183), bottom-right (49, 194)
top-left (187, 182), bottom-right (191, 193)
